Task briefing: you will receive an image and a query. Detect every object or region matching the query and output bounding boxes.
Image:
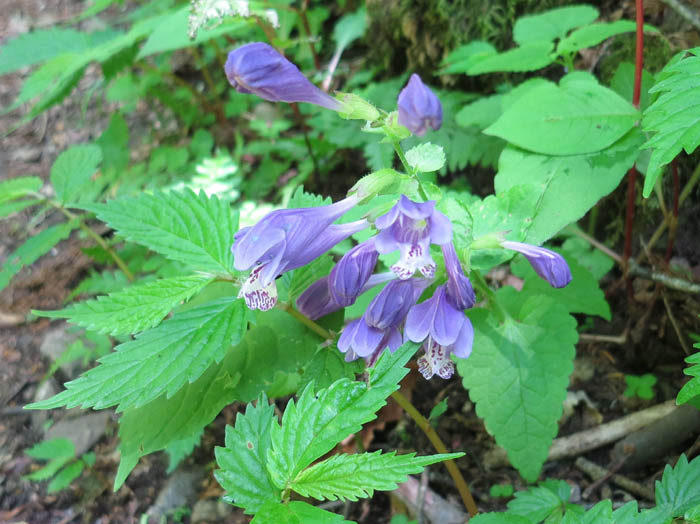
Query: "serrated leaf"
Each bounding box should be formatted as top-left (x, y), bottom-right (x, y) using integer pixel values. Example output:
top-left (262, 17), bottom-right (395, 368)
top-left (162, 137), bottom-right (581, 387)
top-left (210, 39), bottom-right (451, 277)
top-left (495, 128), bottom-right (643, 245)
top-left (291, 450), bottom-right (463, 501)
top-left (47, 461), bottom-right (84, 492)
top-left (25, 438), bottom-right (76, 460)
top-left (114, 308), bottom-right (319, 489)
top-left (0, 28), bottom-right (91, 75)
top-left (215, 395), bottom-right (280, 513)
top-left (0, 176), bottom-right (43, 202)
top-left (405, 143), bottom-right (445, 173)
top-left (268, 342), bottom-right (418, 490)
top-left (251, 501), bottom-right (352, 524)
top-left (507, 479), bottom-right (570, 522)
top-left (82, 189), bottom-right (237, 274)
top-left (36, 274), bottom-right (212, 336)
top-left (655, 454), bottom-right (700, 516)
top-left (50, 144), bottom-right (103, 205)
top-left (677, 346), bottom-right (700, 405)
top-left (165, 428), bottom-right (203, 473)
top-left (557, 20), bottom-right (638, 56)
top-left (458, 296), bottom-right (577, 481)
top-left (0, 221), bottom-right (77, 293)
top-left (485, 76), bottom-right (639, 155)
top-left (66, 269), bottom-right (130, 300)
top-left (298, 347), bottom-right (364, 391)
top-left (467, 41), bottom-right (555, 75)
top-left (642, 48), bottom-right (700, 197)
top-left (511, 248), bottom-right (611, 320)
top-left (513, 5), bottom-right (599, 45)
top-left (27, 297), bottom-right (248, 412)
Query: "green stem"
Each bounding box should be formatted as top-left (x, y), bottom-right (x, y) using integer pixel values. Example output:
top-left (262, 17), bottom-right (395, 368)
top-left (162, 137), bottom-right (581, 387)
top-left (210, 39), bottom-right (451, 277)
top-left (470, 270), bottom-right (506, 323)
top-left (391, 141), bottom-right (430, 202)
top-left (51, 203), bottom-right (135, 281)
top-left (278, 304), bottom-right (478, 517)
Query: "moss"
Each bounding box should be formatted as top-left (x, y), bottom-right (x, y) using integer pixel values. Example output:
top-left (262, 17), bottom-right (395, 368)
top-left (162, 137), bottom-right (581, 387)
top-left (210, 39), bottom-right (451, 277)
top-left (597, 32), bottom-right (675, 85)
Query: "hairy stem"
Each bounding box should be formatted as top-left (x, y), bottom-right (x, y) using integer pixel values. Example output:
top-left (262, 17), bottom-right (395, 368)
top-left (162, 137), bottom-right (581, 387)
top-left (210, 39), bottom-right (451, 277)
top-left (278, 305), bottom-right (478, 516)
top-left (390, 390), bottom-right (478, 517)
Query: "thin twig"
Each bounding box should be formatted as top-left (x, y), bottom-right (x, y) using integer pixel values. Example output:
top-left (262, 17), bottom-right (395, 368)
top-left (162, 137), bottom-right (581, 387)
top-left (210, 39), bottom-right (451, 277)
top-left (567, 225), bottom-right (622, 264)
top-left (579, 331), bottom-right (628, 345)
top-left (660, 0), bottom-right (700, 30)
top-left (575, 457), bottom-right (654, 501)
top-left (661, 290), bottom-right (692, 355)
top-left (299, 0), bottom-right (321, 71)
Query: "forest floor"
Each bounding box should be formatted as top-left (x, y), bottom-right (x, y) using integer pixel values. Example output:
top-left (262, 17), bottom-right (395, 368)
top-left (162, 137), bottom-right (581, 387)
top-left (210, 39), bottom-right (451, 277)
top-left (2, 1), bottom-right (700, 524)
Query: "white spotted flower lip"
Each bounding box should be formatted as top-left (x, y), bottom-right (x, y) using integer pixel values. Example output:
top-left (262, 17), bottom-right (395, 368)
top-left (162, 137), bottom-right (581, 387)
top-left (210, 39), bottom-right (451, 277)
top-left (374, 195), bottom-right (452, 280)
top-left (232, 195), bottom-right (366, 311)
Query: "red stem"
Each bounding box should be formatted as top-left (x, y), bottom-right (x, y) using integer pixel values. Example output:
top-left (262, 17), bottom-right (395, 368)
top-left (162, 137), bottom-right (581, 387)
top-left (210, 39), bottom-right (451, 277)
top-left (664, 159), bottom-right (680, 263)
top-left (623, 0), bottom-right (645, 267)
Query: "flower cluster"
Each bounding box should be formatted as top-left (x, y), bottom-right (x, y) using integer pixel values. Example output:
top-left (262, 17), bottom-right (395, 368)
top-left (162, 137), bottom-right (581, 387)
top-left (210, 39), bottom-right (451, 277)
top-left (226, 41), bottom-right (572, 379)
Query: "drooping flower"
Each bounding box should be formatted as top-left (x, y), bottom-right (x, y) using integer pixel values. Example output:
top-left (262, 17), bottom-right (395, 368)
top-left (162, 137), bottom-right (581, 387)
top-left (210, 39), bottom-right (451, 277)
top-left (328, 238), bottom-right (379, 307)
top-left (442, 242), bottom-right (476, 311)
top-left (397, 73), bottom-right (443, 136)
top-left (225, 42), bottom-right (341, 111)
top-left (405, 285), bottom-right (474, 379)
top-left (375, 195), bottom-right (452, 280)
top-left (233, 195), bottom-right (366, 310)
top-left (338, 278), bottom-right (428, 365)
top-left (502, 241), bottom-right (572, 289)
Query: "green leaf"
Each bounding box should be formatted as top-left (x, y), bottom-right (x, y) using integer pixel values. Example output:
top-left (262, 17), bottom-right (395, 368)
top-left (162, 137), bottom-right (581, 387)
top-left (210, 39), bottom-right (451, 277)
top-left (165, 428), bottom-right (203, 473)
top-left (610, 62), bottom-right (655, 113)
top-left (50, 144), bottom-right (103, 205)
top-left (35, 274), bottom-right (213, 336)
top-left (557, 20), bottom-right (638, 56)
top-left (467, 42), bottom-right (555, 75)
top-left (677, 345), bottom-right (700, 405)
top-left (456, 94), bottom-right (503, 129)
top-left (0, 221), bottom-right (77, 293)
top-left (513, 5), bottom-right (599, 45)
top-left (268, 342), bottom-right (418, 491)
top-left (458, 296), bottom-right (577, 481)
top-left (507, 479), bottom-right (571, 522)
top-left (24, 456), bottom-right (74, 481)
top-left (251, 501), bottom-right (352, 524)
top-left (138, 6), bottom-right (249, 59)
top-left (470, 514), bottom-right (532, 524)
top-left (485, 76), bottom-right (639, 155)
top-left (47, 461), bottom-right (84, 492)
top-left (298, 347), bottom-right (364, 391)
top-left (215, 395), bottom-right (281, 513)
top-left (405, 143), bottom-right (446, 173)
top-left (561, 236), bottom-right (614, 282)
top-left (27, 297), bottom-right (248, 412)
top-left (67, 269), bottom-right (130, 300)
top-left (0, 199), bottom-right (38, 219)
top-left (82, 189), bottom-right (237, 274)
top-left (623, 374), bottom-right (657, 399)
top-left (25, 438), bottom-right (76, 460)
top-left (0, 28), bottom-right (91, 75)
top-left (333, 7), bottom-right (367, 51)
top-left (642, 48), bottom-right (700, 197)
top-left (0, 176), bottom-right (43, 202)
top-left (655, 454), bottom-right (700, 517)
top-left (511, 250), bottom-right (611, 320)
top-left (494, 129), bottom-right (643, 245)
top-left (291, 450), bottom-right (463, 501)
top-left (114, 307), bottom-right (319, 489)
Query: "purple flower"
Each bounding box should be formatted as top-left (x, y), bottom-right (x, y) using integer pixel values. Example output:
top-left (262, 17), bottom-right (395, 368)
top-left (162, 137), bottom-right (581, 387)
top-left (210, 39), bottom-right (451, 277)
top-left (397, 74), bottom-right (443, 136)
top-left (233, 195), bottom-right (366, 311)
top-left (502, 241), bottom-right (572, 289)
top-left (225, 42), bottom-right (341, 111)
top-left (338, 278), bottom-right (428, 365)
top-left (375, 195), bottom-right (452, 280)
top-left (328, 238), bottom-right (379, 307)
top-left (442, 242), bottom-right (475, 310)
top-left (405, 285), bottom-right (474, 379)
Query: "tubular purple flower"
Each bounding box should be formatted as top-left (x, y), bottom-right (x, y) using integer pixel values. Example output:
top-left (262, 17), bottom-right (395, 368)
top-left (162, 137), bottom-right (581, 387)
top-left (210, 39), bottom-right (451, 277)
top-left (441, 242), bottom-right (476, 310)
top-left (405, 285), bottom-right (474, 380)
top-left (233, 195), bottom-right (366, 311)
top-left (502, 241), bottom-right (572, 289)
top-left (397, 73), bottom-right (443, 136)
top-left (337, 278), bottom-right (426, 365)
top-left (375, 195), bottom-right (452, 280)
top-left (225, 42), bottom-right (341, 111)
top-left (328, 238), bottom-right (379, 307)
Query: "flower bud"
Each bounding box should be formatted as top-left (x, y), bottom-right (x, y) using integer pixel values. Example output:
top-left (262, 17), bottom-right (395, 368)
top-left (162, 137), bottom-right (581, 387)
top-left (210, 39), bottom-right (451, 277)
top-left (225, 42), bottom-right (341, 111)
top-left (397, 74), bottom-right (442, 137)
top-left (501, 241), bottom-right (572, 289)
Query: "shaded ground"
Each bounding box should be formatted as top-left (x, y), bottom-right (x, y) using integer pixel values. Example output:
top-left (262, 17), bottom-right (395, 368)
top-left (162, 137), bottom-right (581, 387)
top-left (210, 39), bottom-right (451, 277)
top-left (2, 1), bottom-right (700, 524)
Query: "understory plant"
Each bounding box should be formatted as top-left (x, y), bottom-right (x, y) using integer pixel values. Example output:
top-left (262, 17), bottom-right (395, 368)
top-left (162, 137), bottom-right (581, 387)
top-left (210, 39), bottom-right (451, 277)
top-left (2, 1), bottom-right (700, 522)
